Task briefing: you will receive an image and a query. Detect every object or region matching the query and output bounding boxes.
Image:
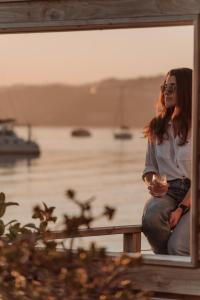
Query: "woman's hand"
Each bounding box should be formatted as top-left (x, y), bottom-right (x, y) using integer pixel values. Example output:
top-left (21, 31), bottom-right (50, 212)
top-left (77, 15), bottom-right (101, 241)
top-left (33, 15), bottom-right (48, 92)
top-left (148, 182), bottom-right (168, 197)
top-left (144, 172), bottom-right (168, 197)
top-left (169, 208), bottom-right (182, 229)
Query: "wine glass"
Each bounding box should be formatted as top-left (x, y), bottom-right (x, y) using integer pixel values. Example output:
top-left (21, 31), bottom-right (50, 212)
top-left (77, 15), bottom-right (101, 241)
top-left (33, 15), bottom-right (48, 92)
top-left (152, 174), bottom-right (168, 197)
top-left (152, 174), bottom-right (167, 185)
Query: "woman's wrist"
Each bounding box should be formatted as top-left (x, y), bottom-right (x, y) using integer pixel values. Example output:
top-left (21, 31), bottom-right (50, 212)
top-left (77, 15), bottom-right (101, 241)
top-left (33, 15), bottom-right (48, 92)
top-left (176, 207), bottom-right (183, 214)
top-left (177, 203), bottom-right (190, 215)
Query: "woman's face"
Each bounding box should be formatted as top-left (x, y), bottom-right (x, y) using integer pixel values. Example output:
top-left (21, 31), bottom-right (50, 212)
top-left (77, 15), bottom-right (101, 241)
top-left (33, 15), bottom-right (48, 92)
top-left (163, 75), bottom-right (177, 108)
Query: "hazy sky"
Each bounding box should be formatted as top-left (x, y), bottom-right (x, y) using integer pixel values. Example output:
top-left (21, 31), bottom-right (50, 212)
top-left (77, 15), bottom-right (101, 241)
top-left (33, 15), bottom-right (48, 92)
top-left (0, 25), bottom-right (193, 86)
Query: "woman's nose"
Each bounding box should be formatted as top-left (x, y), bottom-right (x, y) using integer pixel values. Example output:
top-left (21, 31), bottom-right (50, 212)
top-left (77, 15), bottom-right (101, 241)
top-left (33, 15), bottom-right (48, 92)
top-left (164, 90), bottom-right (169, 95)
top-left (164, 88), bottom-right (172, 95)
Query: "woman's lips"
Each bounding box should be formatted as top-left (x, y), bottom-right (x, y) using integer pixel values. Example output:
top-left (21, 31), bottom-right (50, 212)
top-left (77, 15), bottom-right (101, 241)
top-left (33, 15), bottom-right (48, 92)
top-left (164, 97), bottom-right (173, 107)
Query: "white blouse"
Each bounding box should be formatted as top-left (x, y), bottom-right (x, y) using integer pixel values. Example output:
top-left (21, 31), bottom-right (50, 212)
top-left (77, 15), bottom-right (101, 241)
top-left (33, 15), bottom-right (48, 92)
top-left (143, 122), bottom-right (191, 181)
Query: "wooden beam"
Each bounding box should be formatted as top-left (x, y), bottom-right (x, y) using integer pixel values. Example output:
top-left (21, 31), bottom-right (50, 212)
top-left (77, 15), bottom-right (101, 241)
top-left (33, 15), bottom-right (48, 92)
top-left (192, 15), bottom-right (200, 264)
top-left (152, 294), bottom-right (200, 299)
top-left (142, 253), bottom-right (192, 267)
top-left (46, 226), bottom-right (142, 254)
top-left (123, 232), bottom-right (141, 253)
top-left (1, 0), bottom-right (200, 19)
top-left (120, 263), bottom-right (200, 296)
top-left (47, 225), bottom-right (142, 239)
top-left (0, 0), bottom-right (195, 33)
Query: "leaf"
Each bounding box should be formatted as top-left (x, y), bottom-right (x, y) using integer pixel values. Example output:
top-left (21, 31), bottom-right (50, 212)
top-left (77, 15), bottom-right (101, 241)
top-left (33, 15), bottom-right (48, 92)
top-left (5, 233), bottom-right (15, 241)
top-left (0, 220), bottom-right (5, 236)
top-left (6, 202), bottom-right (19, 207)
top-left (0, 200), bottom-right (18, 217)
top-left (103, 206), bottom-right (116, 220)
top-left (0, 204), bottom-right (6, 218)
top-left (49, 217), bottom-right (57, 223)
top-left (32, 211), bottom-right (43, 221)
top-left (20, 228), bottom-right (32, 235)
top-left (8, 227), bottom-right (19, 239)
top-left (23, 223), bottom-right (37, 229)
top-left (43, 202), bottom-right (48, 211)
top-left (86, 196), bottom-right (95, 204)
top-left (0, 193), bottom-right (5, 204)
top-left (10, 222), bottom-right (21, 231)
top-left (48, 206), bottom-right (55, 214)
top-left (66, 189), bottom-right (75, 199)
top-left (5, 220), bottom-right (17, 227)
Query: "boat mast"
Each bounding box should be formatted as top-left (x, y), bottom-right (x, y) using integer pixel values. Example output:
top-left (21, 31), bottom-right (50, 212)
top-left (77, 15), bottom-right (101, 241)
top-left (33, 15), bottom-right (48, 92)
top-left (119, 84), bottom-right (125, 128)
top-left (27, 124), bottom-right (32, 142)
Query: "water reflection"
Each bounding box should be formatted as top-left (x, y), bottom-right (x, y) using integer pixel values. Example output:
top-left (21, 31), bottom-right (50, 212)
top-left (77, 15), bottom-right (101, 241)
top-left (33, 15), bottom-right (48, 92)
top-left (0, 153), bottom-right (40, 169)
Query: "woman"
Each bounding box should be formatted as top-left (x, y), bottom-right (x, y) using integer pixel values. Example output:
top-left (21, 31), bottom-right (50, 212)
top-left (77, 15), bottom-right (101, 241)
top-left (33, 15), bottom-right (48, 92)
top-left (142, 68), bottom-right (192, 255)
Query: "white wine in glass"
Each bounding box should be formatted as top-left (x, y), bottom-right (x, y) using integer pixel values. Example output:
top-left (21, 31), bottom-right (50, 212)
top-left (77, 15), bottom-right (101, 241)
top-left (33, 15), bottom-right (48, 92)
top-left (152, 174), bottom-right (168, 197)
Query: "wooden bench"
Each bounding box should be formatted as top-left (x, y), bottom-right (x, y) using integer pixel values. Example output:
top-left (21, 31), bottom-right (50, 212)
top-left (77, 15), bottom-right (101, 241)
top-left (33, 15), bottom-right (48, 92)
top-left (47, 225), bottom-right (142, 253)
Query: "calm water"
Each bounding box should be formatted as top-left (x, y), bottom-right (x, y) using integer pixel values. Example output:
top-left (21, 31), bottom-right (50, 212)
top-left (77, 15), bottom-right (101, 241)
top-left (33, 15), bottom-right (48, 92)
top-left (0, 127), bottom-right (150, 252)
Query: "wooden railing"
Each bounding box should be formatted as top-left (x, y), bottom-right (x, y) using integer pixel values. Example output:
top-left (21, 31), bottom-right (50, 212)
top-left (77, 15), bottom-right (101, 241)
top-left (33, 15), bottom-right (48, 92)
top-left (47, 225), bottom-right (142, 253)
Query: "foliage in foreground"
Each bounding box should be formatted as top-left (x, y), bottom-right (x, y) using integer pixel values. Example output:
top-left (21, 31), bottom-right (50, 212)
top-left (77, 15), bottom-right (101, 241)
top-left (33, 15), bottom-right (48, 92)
top-left (0, 191), bottom-right (151, 300)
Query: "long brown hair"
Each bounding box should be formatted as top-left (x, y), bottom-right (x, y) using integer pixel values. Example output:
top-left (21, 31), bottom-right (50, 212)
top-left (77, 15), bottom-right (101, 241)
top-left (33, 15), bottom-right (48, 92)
top-left (144, 68), bottom-right (192, 145)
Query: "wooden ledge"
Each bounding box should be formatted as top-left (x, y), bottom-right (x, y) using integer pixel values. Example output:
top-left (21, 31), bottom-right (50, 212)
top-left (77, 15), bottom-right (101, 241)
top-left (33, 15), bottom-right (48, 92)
top-left (47, 225), bottom-right (142, 239)
top-left (47, 225), bottom-right (142, 253)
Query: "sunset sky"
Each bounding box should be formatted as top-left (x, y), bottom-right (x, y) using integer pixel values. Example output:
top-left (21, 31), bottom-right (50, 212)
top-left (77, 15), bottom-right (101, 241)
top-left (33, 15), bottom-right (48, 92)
top-left (0, 25), bottom-right (193, 86)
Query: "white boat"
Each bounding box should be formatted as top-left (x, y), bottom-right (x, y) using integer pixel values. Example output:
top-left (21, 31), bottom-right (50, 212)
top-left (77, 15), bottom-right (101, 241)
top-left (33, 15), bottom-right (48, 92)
top-left (0, 119), bottom-right (40, 155)
top-left (71, 128), bottom-right (92, 137)
top-left (114, 125), bottom-right (133, 140)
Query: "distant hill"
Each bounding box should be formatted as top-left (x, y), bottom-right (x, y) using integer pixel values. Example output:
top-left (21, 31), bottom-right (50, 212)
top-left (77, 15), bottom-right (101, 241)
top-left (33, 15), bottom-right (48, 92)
top-left (0, 75), bottom-right (163, 128)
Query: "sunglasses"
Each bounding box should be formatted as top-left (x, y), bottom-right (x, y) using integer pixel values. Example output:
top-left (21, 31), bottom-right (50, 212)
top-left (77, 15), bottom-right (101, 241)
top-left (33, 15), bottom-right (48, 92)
top-left (160, 83), bottom-right (176, 95)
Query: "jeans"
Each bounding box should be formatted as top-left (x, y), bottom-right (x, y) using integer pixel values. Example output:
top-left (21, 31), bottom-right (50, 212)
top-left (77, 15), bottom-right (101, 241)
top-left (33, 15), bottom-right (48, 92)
top-left (142, 178), bottom-right (191, 255)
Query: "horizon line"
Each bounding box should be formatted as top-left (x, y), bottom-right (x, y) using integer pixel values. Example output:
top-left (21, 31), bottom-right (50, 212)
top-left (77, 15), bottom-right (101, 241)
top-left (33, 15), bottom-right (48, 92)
top-left (0, 73), bottom-right (164, 88)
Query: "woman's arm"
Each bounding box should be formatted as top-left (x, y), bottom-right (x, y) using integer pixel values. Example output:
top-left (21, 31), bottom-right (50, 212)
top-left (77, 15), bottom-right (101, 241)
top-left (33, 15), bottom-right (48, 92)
top-left (142, 140), bottom-right (169, 197)
top-left (142, 140), bottom-right (159, 181)
top-left (169, 187), bottom-right (191, 229)
top-left (179, 188), bottom-right (191, 207)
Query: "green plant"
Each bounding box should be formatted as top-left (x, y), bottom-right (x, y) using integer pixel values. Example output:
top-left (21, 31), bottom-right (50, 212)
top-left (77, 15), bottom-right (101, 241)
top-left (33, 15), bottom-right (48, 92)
top-left (0, 190), bottom-right (151, 300)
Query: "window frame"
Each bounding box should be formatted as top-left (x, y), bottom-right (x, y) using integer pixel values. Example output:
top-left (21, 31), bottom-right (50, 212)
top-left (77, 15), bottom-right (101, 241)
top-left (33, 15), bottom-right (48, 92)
top-left (0, 2), bottom-right (198, 267)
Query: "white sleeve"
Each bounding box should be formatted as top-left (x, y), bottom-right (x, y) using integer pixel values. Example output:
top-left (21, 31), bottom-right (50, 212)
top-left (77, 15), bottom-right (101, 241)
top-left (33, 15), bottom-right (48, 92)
top-left (142, 140), bottom-right (159, 179)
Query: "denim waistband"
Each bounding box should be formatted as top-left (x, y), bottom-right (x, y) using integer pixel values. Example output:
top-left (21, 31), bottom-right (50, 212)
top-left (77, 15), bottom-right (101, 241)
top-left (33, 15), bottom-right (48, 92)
top-left (167, 178), bottom-right (190, 202)
top-left (168, 178), bottom-right (191, 186)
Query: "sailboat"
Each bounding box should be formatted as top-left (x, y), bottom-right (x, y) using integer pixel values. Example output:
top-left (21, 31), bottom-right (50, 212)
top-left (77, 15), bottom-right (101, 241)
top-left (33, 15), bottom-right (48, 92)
top-left (0, 119), bottom-right (40, 155)
top-left (0, 83), bottom-right (41, 155)
top-left (113, 85), bottom-right (133, 140)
